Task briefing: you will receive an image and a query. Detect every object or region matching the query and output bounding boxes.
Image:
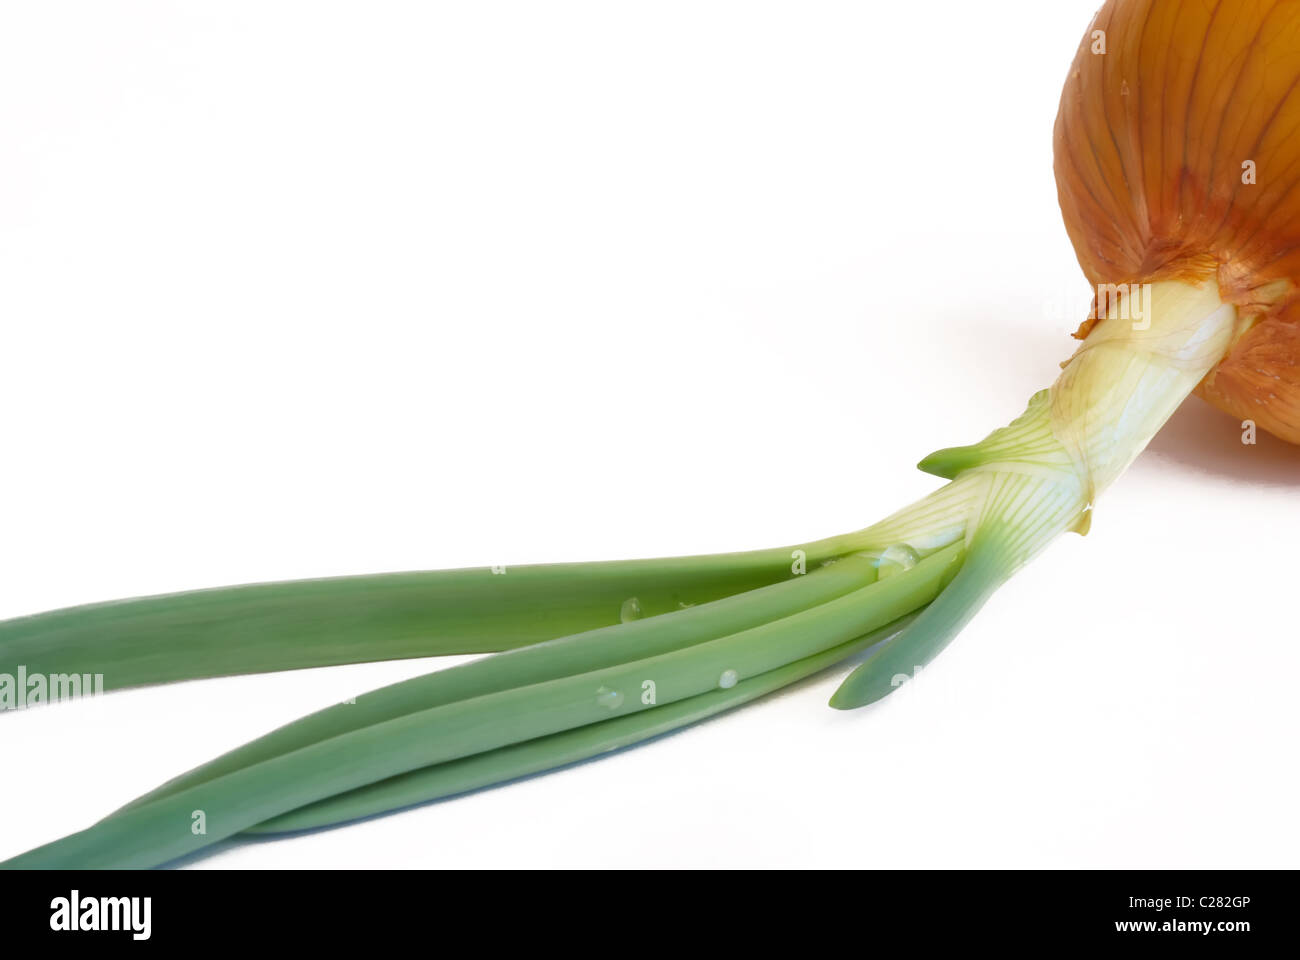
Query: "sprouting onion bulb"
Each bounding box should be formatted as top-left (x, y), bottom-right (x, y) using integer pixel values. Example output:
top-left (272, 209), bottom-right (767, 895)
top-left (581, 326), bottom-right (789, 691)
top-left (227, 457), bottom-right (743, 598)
top-left (2, 0), bottom-right (1298, 869)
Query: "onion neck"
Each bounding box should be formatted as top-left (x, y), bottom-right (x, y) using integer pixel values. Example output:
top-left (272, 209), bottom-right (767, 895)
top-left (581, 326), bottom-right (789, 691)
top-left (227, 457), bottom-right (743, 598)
top-left (826, 279), bottom-right (1238, 708)
top-left (851, 279), bottom-right (1238, 558)
top-left (1049, 279), bottom-right (1239, 501)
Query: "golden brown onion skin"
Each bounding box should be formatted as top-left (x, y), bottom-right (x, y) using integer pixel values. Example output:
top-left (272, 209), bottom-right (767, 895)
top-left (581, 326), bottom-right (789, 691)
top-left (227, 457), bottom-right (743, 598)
top-left (1054, 0), bottom-right (1300, 443)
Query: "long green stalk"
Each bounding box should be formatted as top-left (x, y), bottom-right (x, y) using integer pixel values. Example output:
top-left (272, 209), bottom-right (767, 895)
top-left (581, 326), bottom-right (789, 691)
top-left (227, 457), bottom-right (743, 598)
top-left (0, 538), bottom-right (864, 692)
top-left (2, 544), bottom-right (962, 869)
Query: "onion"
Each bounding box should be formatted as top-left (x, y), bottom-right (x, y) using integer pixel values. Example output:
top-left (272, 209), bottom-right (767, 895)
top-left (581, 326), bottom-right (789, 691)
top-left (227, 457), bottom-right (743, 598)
top-left (2, 0), bottom-right (1296, 869)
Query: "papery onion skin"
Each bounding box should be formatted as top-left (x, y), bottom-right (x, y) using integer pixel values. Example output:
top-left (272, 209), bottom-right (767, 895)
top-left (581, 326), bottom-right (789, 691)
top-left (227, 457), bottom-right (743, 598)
top-left (1054, 0), bottom-right (1300, 443)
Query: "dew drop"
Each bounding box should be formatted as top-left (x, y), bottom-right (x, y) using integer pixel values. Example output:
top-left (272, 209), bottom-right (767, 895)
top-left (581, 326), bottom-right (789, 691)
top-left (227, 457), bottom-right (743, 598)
top-left (718, 669), bottom-right (739, 690)
top-left (871, 544), bottom-right (921, 580)
top-left (596, 686), bottom-right (624, 710)
top-left (620, 597), bottom-right (643, 623)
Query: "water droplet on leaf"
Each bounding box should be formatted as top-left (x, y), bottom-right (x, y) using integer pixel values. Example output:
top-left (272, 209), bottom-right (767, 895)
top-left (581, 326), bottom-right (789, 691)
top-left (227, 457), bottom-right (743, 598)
top-left (620, 597), bottom-right (643, 623)
top-left (870, 544), bottom-right (921, 580)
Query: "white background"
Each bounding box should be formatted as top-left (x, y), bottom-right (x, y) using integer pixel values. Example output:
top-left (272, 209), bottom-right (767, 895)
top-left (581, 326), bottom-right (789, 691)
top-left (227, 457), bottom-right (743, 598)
top-left (2, 1), bottom-right (1298, 869)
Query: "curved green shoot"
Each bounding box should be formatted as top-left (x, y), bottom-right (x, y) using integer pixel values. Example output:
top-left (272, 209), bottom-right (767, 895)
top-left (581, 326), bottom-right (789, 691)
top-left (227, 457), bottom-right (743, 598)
top-left (0, 279), bottom-right (1245, 869)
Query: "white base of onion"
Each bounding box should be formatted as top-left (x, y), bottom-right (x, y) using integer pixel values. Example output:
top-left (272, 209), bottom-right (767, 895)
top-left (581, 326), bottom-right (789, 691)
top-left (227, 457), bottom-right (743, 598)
top-left (828, 279), bottom-right (1237, 707)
